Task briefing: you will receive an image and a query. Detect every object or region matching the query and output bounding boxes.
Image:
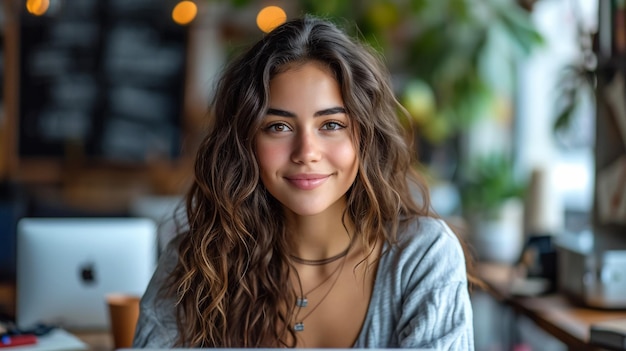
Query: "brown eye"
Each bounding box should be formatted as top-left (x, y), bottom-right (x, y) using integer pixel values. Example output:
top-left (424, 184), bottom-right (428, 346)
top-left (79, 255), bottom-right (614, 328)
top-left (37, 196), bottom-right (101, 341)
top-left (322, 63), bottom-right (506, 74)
top-left (321, 121), bottom-right (345, 131)
top-left (267, 123), bottom-right (292, 133)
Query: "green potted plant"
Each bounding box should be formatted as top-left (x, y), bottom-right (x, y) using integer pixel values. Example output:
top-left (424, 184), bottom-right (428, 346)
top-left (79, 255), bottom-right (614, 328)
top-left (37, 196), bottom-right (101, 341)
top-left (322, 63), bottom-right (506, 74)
top-left (460, 154), bottom-right (526, 218)
top-left (459, 153), bottom-right (527, 263)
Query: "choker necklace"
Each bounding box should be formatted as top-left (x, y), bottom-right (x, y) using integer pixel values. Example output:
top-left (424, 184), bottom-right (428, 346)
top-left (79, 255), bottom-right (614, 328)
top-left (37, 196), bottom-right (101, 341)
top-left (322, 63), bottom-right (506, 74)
top-left (289, 238), bottom-right (353, 266)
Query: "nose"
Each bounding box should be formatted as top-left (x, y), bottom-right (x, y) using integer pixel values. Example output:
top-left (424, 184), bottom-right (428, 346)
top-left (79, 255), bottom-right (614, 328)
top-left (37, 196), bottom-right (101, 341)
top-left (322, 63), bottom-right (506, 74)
top-left (291, 130), bottom-right (321, 164)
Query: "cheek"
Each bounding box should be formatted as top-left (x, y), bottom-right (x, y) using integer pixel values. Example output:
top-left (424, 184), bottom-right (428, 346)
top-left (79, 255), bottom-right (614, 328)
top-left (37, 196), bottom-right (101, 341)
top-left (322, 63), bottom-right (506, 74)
top-left (332, 141), bottom-right (359, 173)
top-left (255, 142), bottom-right (285, 175)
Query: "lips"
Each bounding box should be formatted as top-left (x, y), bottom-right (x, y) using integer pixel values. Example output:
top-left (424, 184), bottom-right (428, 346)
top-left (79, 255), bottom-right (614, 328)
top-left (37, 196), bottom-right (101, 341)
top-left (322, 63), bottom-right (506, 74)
top-left (285, 173), bottom-right (330, 190)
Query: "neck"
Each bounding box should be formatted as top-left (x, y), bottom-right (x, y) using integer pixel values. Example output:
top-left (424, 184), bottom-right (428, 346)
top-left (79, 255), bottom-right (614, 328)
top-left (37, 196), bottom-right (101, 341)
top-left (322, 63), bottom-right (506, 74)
top-left (285, 199), bottom-right (354, 262)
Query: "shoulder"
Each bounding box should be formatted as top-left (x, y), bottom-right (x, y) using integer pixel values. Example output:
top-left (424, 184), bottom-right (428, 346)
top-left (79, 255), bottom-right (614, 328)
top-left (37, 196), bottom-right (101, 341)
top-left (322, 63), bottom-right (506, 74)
top-left (358, 217), bottom-right (473, 348)
top-left (382, 216), bottom-right (467, 287)
top-left (394, 217), bottom-right (464, 261)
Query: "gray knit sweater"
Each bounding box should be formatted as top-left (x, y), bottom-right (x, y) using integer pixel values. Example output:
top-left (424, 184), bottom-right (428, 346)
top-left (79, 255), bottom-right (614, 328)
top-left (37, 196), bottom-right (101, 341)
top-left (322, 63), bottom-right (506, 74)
top-left (133, 217), bottom-right (474, 350)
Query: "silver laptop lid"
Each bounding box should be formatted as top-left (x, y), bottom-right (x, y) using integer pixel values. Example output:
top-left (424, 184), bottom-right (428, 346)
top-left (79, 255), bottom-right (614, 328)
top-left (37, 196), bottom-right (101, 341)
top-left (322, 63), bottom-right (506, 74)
top-left (16, 217), bottom-right (157, 331)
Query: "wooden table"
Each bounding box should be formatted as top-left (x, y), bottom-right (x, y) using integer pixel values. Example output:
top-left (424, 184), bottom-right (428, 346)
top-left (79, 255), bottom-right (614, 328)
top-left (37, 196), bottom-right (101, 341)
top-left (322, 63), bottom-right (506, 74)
top-left (478, 262), bottom-right (626, 350)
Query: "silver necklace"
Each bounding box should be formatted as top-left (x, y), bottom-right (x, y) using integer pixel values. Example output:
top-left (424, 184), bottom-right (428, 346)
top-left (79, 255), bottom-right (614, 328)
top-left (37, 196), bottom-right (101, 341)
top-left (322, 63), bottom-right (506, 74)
top-left (295, 256), bottom-right (346, 308)
top-left (293, 254), bottom-right (347, 332)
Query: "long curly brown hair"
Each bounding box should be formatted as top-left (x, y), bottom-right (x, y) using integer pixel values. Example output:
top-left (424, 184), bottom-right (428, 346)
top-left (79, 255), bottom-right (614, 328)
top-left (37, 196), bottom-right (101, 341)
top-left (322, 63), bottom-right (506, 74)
top-left (165, 15), bottom-right (474, 347)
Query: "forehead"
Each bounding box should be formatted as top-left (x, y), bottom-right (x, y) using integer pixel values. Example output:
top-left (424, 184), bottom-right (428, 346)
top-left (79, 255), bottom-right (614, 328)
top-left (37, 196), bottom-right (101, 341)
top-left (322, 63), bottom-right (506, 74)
top-left (268, 61), bottom-right (343, 107)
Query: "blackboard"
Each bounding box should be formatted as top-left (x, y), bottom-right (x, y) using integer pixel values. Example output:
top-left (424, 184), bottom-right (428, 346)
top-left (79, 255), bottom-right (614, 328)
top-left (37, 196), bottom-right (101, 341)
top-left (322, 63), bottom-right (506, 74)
top-left (18, 0), bottom-right (188, 163)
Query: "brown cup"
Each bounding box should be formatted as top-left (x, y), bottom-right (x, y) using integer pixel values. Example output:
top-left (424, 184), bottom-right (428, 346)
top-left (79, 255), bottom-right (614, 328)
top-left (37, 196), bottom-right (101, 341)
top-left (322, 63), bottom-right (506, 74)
top-left (106, 293), bottom-right (141, 349)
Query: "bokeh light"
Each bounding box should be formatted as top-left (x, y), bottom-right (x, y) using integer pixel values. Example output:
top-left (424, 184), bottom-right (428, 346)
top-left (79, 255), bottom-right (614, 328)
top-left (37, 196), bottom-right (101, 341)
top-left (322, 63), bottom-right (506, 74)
top-left (172, 1), bottom-right (198, 26)
top-left (256, 6), bottom-right (287, 33)
top-left (26, 0), bottom-right (50, 16)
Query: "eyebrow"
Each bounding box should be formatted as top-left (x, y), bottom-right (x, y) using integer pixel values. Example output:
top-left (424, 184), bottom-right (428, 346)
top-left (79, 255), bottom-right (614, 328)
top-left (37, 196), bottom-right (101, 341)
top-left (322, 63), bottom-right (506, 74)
top-left (266, 107), bottom-right (347, 117)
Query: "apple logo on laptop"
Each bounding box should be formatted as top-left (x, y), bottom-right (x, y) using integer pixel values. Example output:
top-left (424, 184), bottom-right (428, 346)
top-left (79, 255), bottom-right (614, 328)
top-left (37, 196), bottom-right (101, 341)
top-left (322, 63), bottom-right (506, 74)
top-left (79, 262), bottom-right (97, 285)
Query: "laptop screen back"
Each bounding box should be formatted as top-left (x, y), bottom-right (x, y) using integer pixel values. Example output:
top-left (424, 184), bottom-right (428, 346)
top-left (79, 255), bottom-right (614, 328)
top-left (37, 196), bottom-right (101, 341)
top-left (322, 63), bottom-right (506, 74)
top-left (16, 217), bottom-right (157, 331)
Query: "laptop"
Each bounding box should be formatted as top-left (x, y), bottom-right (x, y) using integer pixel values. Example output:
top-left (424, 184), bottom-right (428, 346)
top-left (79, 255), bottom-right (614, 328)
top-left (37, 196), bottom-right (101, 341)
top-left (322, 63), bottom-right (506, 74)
top-left (16, 217), bottom-right (158, 331)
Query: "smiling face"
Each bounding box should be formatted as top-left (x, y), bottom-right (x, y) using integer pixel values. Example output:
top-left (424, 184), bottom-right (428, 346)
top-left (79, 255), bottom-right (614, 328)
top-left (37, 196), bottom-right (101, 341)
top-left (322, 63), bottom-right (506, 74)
top-left (255, 61), bottom-right (359, 217)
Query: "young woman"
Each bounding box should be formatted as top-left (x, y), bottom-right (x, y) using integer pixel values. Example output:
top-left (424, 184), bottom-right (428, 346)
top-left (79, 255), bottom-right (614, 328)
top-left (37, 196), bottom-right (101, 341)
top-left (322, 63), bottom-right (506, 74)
top-left (133, 16), bottom-right (475, 349)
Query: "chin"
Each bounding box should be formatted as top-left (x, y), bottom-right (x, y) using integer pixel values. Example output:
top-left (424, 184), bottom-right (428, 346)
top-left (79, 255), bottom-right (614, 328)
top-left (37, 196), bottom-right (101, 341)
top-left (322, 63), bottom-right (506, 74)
top-left (282, 198), bottom-right (346, 218)
top-left (285, 205), bottom-right (329, 217)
